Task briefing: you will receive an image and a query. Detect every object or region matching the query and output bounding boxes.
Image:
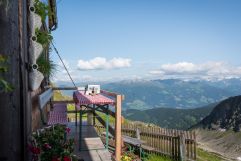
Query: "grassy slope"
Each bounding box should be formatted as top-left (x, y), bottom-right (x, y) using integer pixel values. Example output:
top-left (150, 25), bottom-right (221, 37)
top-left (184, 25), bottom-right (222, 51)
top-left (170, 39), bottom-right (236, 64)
top-left (144, 154), bottom-right (173, 161)
top-left (197, 148), bottom-right (224, 161)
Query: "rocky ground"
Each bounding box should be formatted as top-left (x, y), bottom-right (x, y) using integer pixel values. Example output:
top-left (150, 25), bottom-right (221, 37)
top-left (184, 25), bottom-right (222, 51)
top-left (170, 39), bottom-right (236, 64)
top-left (195, 129), bottom-right (241, 160)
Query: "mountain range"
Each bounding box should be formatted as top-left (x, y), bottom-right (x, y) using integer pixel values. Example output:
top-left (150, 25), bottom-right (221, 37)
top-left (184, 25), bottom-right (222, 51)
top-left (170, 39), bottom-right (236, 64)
top-left (102, 78), bottom-right (241, 110)
top-left (56, 78), bottom-right (241, 110)
top-left (123, 103), bottom-right (216, 130)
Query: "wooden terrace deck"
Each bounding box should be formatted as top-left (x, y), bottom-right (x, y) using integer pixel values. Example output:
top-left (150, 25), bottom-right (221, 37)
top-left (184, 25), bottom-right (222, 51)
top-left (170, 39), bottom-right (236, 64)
top-left (68, 122), bottom-right (113, 161)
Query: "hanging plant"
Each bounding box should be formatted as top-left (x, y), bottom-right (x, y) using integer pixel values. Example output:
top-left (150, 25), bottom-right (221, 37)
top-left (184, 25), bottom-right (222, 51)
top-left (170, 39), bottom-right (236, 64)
top-left (35, 28), bottom-right (53, 49)
top-left (34, 0), bottom-right (49, 22)
top-left (33, 0), bottom-right (53, 49)
top-left (37, 52), bottom-right (57, 78)
top-left (0, 55), bottom-right (14, 92)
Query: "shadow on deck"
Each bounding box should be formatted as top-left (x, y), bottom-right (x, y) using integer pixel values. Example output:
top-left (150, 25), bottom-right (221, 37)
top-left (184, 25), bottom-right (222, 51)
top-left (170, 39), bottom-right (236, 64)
top-left (68, 121), bottom-right (113, 161)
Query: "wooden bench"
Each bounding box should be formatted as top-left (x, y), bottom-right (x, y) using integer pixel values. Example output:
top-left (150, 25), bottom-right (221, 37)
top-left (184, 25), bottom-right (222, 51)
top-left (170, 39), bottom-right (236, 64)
top-left (38, 88), bottom-right (67, 125)
top-left (53, 103), bottom-right (67, 112)
top-left (47, 111), bottom-right (68, 125)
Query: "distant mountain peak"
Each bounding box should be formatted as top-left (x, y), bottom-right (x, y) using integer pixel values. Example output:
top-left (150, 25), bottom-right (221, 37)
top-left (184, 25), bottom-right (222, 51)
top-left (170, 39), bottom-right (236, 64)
top-left (194, 95), bottom-right (241, 132)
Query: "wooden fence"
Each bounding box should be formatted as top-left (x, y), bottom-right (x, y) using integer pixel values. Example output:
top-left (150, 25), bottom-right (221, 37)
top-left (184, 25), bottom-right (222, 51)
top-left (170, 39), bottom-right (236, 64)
top-left (95, 122), bottom-right (196, 161)
top-left (121, 123), bottom-right (196, 161)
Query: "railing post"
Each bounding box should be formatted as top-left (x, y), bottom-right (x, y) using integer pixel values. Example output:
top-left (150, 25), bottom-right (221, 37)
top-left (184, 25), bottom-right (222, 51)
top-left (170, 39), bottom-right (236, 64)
top-left (93, 110), bottom-right (96, 126)
top-left (105, 105), bottom-right (109, 150)
top-left (115, 95), bottom-right (122, 161)
top-left (179, 132), bottom-right (186, 161)
top-left (79, 108), bottom-right (82, 151)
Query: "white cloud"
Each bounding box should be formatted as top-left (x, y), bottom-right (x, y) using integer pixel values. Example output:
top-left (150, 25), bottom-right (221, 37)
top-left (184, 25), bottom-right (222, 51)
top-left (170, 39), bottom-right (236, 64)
top-left (77, 57), bottom-right (131, 70)
top-left (149, 61), bottom-right (241, 79)
top-left (52, 59), bottom-right (78, 82)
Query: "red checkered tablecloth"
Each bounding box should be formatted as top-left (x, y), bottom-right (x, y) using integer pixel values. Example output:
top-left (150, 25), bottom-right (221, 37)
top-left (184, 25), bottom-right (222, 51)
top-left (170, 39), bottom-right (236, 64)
top-left (73, 91), bottom-right (115, 106)
top-left (47, 111), bottom-right (67, 125)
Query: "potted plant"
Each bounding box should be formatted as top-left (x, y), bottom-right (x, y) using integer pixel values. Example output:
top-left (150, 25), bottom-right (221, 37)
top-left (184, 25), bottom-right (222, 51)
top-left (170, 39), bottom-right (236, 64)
top-left (37, 53), bottom-right (57, 78)
top-left (35, 28), bottom-right (53, 49)
top-left (29, 125), bottom-right (75, 161)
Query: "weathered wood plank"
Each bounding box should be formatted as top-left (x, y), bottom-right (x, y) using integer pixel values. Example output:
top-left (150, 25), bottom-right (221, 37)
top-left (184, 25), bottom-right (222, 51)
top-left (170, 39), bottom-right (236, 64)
top-left (38, 88), bottom-right (53, 109)
top-left (101, 90), bottom-right (125, 100)
top-left (97, 105), bottom-right (116, 118)
top-left (52, 87), bottom-right (77, 90)
top-left (52, 100), bottom-right (75, 104)
top-left (115, 95), bottom-right (122, 161)
top-left (0, 0), bottom-right (30, 160)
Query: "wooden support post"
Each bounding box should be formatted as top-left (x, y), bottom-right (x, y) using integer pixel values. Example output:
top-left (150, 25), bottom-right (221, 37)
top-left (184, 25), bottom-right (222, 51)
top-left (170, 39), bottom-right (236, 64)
top-left (179, 132), bottom-right (186, 161)
top-left (87, 112), bottom-right (93, 125)
top-left (106, 105), bottom-right (109, 150)
top-left (115, 95), bottom-right (122, 161)
top-left (79, 109), bottom-right (82, 151)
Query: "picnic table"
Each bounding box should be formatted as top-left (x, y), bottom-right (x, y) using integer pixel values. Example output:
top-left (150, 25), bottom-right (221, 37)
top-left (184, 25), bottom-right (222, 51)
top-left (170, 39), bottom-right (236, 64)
top-left (73, 90), bottom-right (115, 151)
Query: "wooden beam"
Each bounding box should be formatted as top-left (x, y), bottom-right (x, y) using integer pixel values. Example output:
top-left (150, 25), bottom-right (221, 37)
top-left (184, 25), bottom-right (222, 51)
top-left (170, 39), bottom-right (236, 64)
top-left (95, 112), bottom-right (115, 136)
top-left (52, 100), bottom-right (75, 104)
top-left (101, 90), bottom-right (125, 101)
top-left (38, 88), bottom-right (53, 109)
top-left (115, 95), bottom-right (122, 161)
top-left (48, 0), bottom-right (58, 31)
top-left (52, 87), bottom-right (77, 90)
top-left (97, 105), bottom-right (116, 118)
top-left (100, 90), bottom-right (118, 97)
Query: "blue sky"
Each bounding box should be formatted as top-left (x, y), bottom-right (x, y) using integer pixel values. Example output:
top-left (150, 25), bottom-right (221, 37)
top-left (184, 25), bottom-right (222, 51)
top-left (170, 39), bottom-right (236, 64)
top-left (51, 0), bottom-right (241, 82)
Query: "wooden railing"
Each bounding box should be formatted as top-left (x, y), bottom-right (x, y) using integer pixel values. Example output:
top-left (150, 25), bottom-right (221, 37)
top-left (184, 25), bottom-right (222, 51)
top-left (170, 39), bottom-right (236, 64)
top-left (95, 122), bottom-right (196, 161)
top-left (121, 123), bottom-right (196, 161)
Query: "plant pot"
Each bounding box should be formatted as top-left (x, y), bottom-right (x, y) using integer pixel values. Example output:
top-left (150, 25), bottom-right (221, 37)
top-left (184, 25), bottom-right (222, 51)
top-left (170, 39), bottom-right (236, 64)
top-left (29, 13), bottom-right (42, 33)
top-left (29, 38), bottom-right (43, 64)
top-left (29, 0), bottom-right (35, 9)
top-left (29, 69), bottom-right (44, 91)
top-left (29, 0), bottom-right (42, 32)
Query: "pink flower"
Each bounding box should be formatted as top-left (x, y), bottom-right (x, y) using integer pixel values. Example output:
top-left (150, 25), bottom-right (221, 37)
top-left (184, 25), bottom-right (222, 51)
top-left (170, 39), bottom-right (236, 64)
top-left (52, 156), bottom-right (60, 161)
top-left (29, 145), bottom-right (41, 154)
top-left (66, 127), bottom-right (71, 134)
top-left (63, 156), bottom-right (71, 161)
top-left (43, 143), bottom-right (52, 149)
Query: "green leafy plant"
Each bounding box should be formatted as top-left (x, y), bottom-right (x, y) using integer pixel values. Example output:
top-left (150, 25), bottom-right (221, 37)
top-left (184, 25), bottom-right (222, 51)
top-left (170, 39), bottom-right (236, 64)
top-left (121, 152), bottom-right (138, 161)
top-left (144, 154), bottom-right (173, 161)
top-left (30, 125), bottom-right (75, 161)
top-left (34, 0), bottom-right (50, 22)
top-left (37, 53), bottom-right (57, 78)
top-left (35, 28), bottom-right (53, 49)
top-left (0, 55), bottom-right (13, 92)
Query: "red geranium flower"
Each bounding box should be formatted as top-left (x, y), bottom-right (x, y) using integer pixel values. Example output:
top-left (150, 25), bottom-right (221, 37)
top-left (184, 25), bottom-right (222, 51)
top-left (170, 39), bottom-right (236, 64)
top-left (43, 143), bottom-right (52, 149)
top-left (52, 156), bottom-right (60, 161)
top-left (65, 127), bottom-right (71, 134)
top-left (63, 156), bottom-right (71, 161)
top-left (29, 146), bottom-right (41, 154)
